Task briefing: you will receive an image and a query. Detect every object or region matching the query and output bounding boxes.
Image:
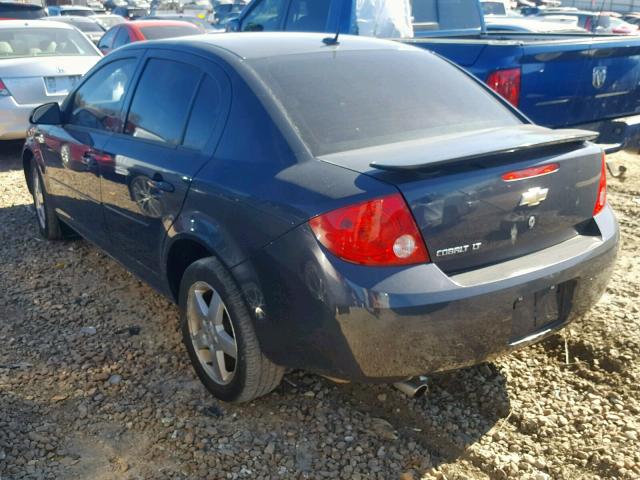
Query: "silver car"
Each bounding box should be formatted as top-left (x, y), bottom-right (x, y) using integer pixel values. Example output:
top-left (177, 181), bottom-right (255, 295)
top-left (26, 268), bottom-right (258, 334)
top-left (0, 20), bottom-right (101, 140)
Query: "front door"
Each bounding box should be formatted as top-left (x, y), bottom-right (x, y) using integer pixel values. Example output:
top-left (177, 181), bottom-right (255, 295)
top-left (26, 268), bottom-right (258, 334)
top-left (42, 57), bottom-right (139, 241)
top-left (100, 51), bottom-right (230, 275)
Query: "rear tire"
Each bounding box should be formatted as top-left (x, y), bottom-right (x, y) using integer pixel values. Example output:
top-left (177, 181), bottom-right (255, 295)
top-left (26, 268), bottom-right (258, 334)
top-left (179, 257), bottom-right (284, 402)
top-left (31, 161), bottom-right (63, 241)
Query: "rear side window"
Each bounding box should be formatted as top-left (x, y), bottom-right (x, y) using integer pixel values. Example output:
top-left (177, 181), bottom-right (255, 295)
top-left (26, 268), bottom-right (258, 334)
top-left (284, 0), bottom-right (332, 32)
top-left (241, 0), bottom-right (287, 31)
top-left (139, 25), bottom-right (199, 39)
top-left (124, 58), bottom-right (201, 145)
top-left (183, 76), bottom-right (222, 150)
top-left (250, 49), bottom-right (520, 156)
top-left (68, 58), bottom-right (136, 132)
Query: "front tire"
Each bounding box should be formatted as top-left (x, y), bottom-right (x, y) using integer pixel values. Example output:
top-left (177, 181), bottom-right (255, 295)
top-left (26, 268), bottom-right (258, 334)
top-left (179, 257), bottom-right (284, 402)
top-left (31, 161), bottom-right (63, 240)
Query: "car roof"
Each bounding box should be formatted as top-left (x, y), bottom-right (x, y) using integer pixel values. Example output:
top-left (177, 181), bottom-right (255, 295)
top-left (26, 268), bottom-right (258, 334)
top-left (146, 32), bottom-right (416, 61)
top-left (44, 15), bottom-right (99, 23)
top-left (0, 19), bottom-right (75, 29)
top-left (57, 4), bottom-right (94, 9)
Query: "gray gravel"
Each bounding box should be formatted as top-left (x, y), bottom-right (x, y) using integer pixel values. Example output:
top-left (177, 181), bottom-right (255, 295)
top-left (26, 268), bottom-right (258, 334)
top-left (1, 141), bottom-right (639, 479)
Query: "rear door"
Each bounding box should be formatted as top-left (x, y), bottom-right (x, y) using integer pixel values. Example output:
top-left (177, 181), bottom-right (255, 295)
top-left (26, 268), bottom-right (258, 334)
top-left (99, 49), bottom-right (231, 275)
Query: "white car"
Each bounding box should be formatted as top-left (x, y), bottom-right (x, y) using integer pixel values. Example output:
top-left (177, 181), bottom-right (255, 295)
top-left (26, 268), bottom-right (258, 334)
top-left (0, 20), bottom-right (101, 140)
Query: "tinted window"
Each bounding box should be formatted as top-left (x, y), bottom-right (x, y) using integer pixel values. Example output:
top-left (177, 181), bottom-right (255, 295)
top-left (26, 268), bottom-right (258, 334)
top-left (250, 49), bottom-right (520, 156)
top-left (68, 59), bottom-right (136, 131)
top-left (125, 59), bottom-right (201, 145)
top-left (411, 0), bottom-right (482, 29)
top-left (61, 9), bottom-right (94, 16)
top-left (183, 76), bottom-right (222, 150)
top-left (139, 25), bottom-right (198, 39)
top-left (241, 0), bottom-right (287, 31)
top-left (284, 0), bottom-right (331, 32)
top-left (0, 4), bottom-right (45, 19)
top-left (112, 27), bottom-right (130, 49)
top-left (98, 26), bottom-right (117, 49)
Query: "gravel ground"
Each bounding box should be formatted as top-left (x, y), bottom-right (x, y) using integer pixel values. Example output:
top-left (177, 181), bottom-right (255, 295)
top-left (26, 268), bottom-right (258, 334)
top-left (0, 141), bottom-right (639, 480)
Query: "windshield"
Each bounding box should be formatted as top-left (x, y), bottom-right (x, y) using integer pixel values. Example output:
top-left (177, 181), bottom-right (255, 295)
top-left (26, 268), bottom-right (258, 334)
top-left (61, 9), bottom-right (94, 16)
top-left (0, 27), bottom-right (97, 58)
top-left (139, 24), bottom-right (198, 39)
top-left (250, 49), bottom-right (520, 156)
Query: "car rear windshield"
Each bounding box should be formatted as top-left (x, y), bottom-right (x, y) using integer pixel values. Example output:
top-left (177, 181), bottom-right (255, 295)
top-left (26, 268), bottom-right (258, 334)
top-left (249, 48), bottom-right (521, 156)
top-left (0, 3), bottom-right (45, 19)
top-left (139, 25), bottom-right (198, 39)
top-left (0, 27), bottom-right (97, 58)
top-left (69, 19), bottom-right (105, 32)
top-left (61, 9), bottom-right (94, 16)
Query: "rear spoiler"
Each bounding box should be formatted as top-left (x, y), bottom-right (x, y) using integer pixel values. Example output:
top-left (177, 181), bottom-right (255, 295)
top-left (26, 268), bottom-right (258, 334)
top-left (369, 125), bottom-right (598, 171)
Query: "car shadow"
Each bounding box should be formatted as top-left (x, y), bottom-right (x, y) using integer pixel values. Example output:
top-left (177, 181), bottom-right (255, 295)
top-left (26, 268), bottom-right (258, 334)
top-left (0, 192), bottom-right (511, 477)
top-left (0, 140), bottom-right (24, 172)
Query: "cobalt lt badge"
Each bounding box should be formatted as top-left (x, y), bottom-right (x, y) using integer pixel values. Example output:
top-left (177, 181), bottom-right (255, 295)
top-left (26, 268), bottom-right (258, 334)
top-left (592, 66), bottom-right (607, 89)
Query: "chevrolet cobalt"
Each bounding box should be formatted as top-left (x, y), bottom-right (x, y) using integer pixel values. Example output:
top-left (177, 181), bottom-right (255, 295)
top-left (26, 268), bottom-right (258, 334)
top-left (23, 33), bottom-right (618, 402)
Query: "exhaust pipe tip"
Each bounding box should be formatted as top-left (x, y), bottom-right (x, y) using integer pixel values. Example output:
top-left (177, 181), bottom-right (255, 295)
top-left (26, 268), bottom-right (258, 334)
top-left (393, 376), bottom-right (429, 399)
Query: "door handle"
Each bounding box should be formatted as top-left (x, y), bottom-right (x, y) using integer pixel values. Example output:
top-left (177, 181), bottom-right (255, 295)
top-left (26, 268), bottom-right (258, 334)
top-left (146, 178), bottom-right (175, 193)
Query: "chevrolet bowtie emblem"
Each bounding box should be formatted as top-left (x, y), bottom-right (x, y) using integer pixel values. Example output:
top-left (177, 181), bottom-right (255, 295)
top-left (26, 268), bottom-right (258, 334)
top-left (520, 187), bottom-right (548, 207)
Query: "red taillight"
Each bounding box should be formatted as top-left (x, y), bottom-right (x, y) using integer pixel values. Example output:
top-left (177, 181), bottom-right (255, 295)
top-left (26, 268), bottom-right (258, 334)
top-left (0, 79), bottom-right (10, 97)
top-left (502, 163), bottom-right (559, 182)
top-left (593, 152), bottom-right (607, 216)
top-left (486, 68), bottom-right (521, 107)
top-left (309, 193), bottom-right (430, 266)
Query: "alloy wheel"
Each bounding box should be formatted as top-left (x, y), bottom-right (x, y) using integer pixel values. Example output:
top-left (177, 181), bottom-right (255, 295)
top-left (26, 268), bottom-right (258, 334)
top-left (186, 281), bottom-right (238, 385)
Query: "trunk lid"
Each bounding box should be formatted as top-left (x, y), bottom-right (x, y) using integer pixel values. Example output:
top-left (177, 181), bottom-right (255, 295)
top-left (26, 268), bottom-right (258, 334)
top-left (319, 125), bottom-right (603, 274)
top-left (1, 56), bottom-right (99, 105)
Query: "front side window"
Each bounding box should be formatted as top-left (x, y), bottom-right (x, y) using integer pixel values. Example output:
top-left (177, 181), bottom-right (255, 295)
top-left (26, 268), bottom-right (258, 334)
top-left (241, 0), bottom-right (287, 31)
top-left (284, 0), bottom-right (331, 32)
top-left (98, 27), bottom-right (117, 50)
top-left (68, 59), bottom-right (136, 132)
top-left (124, 58), bottom-right (201, 145)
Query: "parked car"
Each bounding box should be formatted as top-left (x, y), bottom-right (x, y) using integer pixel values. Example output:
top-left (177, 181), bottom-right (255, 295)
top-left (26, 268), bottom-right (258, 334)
top-left (44, 16), bottom-right (106, 44)
top-left (46, 5), bottom-right (96, 17)
top-left (0, 1), bottom-right (46, 19)
top-left (111, 5), bottom-right (149, 19)
top-left (143, 14), bottom-right (216, 31)
top-left (97, 19), bottom-right (199, 53)
top-left (226, 0), bottom-right (640, 152)
top-left (0, 20), bottom-right (100, 140)
top-left (90, 13), bottom-right (126, 30)
top-left (23, 33), bottom-right (617, 402)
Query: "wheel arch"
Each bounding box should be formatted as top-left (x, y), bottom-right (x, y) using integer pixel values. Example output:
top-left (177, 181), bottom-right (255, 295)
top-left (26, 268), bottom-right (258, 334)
top-left (22, 148), bottom-right (35, 194)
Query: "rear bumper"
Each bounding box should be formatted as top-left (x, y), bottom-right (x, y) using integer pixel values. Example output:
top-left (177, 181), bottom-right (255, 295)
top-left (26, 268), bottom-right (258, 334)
top-left (234, 206), bottom-right (618, 382)
top-left (576, 114), bottom-right (640, 153)
top-left (0, 97), bottom-right (36, 140)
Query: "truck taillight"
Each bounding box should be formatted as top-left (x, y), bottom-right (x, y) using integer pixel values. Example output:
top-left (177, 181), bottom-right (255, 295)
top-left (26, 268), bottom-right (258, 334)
top-left (0, 79), bottom-right (10, 97)
top-left (486, 68), bottom-right (521, 107)
top-left (309, 194), bottom-right (430, 266)
top-left (593, 152), bottom-right (607, 216)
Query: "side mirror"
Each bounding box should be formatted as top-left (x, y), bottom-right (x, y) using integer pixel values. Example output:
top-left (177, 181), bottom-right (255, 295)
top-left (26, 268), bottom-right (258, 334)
top-left (225, 17), bottom-right (240, 32)
top-left (30, 102), bottom-right (63, 126)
